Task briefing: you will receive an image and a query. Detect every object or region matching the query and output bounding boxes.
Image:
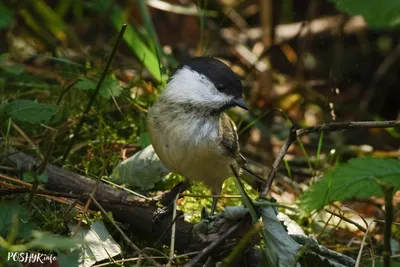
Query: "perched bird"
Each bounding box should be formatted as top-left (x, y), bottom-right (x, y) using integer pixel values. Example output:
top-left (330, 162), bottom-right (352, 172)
top-left (147, 57), bottom-right (254, 214)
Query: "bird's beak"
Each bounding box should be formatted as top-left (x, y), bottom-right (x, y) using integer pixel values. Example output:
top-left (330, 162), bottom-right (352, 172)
top-left (232, 98), bottom-right (250, 111)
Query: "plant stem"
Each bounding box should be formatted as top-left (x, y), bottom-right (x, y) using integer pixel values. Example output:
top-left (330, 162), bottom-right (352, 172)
top-left (62, 24), bottom-right (127, 162)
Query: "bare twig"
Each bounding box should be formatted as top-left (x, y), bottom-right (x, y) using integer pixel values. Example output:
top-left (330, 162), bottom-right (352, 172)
top-left (261, 120), bottom-right (400, 197)
top-left (382, 185), bottom-right (394, 267)
top-left (260, 126), bottom-right (297, 197)
top-left (167, 194), bottom-right (180, 266)
top-left (0, 187), bottom-right (82, 199)
top-left (355, 221), bottom-right (375, 267)
top-left (185, 223), bottom-right (241, 267)
top-left (324, 209), bottom-right (367, 233)
top-left (12, 122), bottom-right (43, 159)
top-left (72, 154), bottom-right (112, 237)
top-left (27, 128), bottom-right (57, 209)
top-left (62, 24), bottom-right (127, 161)
top-left (222, 221), bottom-right (263, 266)
top-left (296, 120), bottom-right (400, 137)
top-left (90, 196), bottom-right (162, 267)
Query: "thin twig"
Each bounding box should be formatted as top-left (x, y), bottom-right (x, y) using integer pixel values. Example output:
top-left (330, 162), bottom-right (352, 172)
top-left (27, 128), bottom-right (57, 209)
top-left (62, 24), bottom-right (127, 161)
top-left (355, 221), bottom-right (375, 267)
top-left (260, 120), bottom-right (400, 197)
top-left (12, 122), bottom-right (43, 159)
top-left (180, 194), bottom-right (242, 198)
top-left (90, 196), bottom-right (162, 267)
top-left (72, 154), bottom-right (112, 237)
top-left (382, 185), bottom-right (394, 267)
top-left (167, 194), bottom-right (179, 266)
top-left (324, 209), bottom-right (367, 233)
top-left (0, 187), bottom-right (82, 199)
top-left (185, 223), bottom-right (241, 267)
top-left (296, 120), bottom-right (400, 137)
top-left (261, 125), bottom-right (297, 197)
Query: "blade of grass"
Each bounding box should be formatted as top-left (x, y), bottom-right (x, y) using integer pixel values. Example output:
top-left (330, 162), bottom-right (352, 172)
top-left (297, 137), bottom-right (313, 171)
top-left (238, 109), bottom-right (272, 135)
top-left (315, 131), bottom-right (324, 173)
top-left (230, 165), bottom-right (258, 223)
top-left (137, 1), bottom-right (163, 57)
top-left (30, 0), bottom-right (68, 41)
top-left (283, 159), bottom-right (292, 179)
top-left (102, 1), bottom-right (164, 82)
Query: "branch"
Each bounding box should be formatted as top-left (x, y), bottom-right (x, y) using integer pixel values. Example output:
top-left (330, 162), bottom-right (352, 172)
top-left (260, 120), bottom-right (400, 197)
top-left (186, 223), bottom-right (241, 267)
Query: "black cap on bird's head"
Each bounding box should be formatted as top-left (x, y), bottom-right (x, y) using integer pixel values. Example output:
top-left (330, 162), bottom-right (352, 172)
top-left (179, 57), bottom-right (249, 111)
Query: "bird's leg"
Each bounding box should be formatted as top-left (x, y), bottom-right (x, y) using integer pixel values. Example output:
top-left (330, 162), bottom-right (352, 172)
top-left (210, 197), bottom-right (218, 216)
top-left (210, 187), bottom-right (221, 216)
top-left (153, 179), bottom-right (190, 222)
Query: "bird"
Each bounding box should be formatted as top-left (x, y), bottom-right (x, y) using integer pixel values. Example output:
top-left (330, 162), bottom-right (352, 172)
top-left (147, 57), bottom-right (256, 215)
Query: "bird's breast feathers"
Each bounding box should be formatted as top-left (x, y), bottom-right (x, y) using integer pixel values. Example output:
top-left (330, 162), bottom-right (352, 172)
top-left (148, 108), bottom-right (235, 187)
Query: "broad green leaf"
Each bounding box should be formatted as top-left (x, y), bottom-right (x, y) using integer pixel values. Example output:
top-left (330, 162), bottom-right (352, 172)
top-left (4, 100), bottom-right (58, 124)
top-left (0, 2), bottom-right (13, 29)
top-left (75, 77), bottom-right (122, 99)
top-left (0, 202), bottom-right (35, 239)
top-left (329, 0), bottom-right (400, 28)
top-left (298, 157), bottom-right (400, 213)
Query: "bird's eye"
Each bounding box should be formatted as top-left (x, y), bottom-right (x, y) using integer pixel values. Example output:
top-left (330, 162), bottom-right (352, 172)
top-left (216, 84), bottom-right (225, 91)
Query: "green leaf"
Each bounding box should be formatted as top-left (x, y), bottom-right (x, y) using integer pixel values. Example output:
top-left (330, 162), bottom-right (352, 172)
top-left (22, 172), bottom-right (48, 183)
top-left (58, 249), bottom-right (81, 267)
top-left (0, 53), bottom-right (24, 75)
top-left (22, 172), bottom-right (35, 183)
top-left (298, 157), bottom-right (400, 213)
top-left (0, 53), bottom-right (9, 63)
top-left (4, 100), bottom-right (58, 124)
top-left (75, 77), bottom-right (122, 99)
top-left (329, 0), bottom-right (400, 28)
top-left (26, 231), bottom-right (80, 250)
top-left (74, 77), bottom-right (96, 91)
top-left (2, 64), bottom-right (24, 75)
top-left (138, 132), bottom-right (151, 148)
top-left (0, 202), bottom-right (35, 238)
top-left (0, 2), bottom-right (14, 29)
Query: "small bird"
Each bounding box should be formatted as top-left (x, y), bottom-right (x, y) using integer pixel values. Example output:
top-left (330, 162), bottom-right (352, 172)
top-left (147, 57), bottom-right (252, 214)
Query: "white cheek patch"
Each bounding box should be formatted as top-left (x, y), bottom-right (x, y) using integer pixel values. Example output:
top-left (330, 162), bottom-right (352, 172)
top-left (163, 67), bottom-right (233, 106)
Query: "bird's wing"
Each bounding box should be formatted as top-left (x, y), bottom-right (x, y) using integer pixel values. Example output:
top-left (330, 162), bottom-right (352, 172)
top-left (221, 115), bottom-right (266, 188)
top-left (219, 114), bottom-right (241, 162)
